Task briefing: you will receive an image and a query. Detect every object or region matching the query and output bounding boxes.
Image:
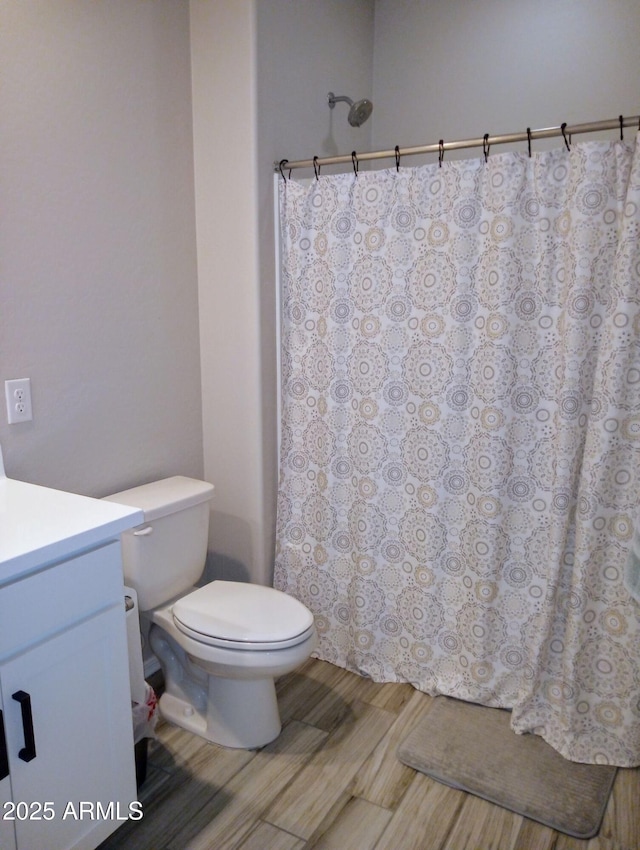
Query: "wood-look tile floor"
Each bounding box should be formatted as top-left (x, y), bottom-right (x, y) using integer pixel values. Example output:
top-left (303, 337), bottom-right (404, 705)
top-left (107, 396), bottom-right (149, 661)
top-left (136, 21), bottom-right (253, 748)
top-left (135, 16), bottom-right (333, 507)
top-left (99, 658), bottom-right (640, 850)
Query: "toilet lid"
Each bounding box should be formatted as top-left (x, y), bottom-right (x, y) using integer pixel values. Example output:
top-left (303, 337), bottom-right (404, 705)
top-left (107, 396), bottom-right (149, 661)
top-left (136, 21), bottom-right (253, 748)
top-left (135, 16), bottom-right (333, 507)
top-left (172, 581), bottom-right (315, 649)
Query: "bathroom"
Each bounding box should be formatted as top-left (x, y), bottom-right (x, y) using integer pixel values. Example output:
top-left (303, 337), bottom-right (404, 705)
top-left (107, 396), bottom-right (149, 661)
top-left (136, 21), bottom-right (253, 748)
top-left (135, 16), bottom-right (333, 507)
top-left (2, 1), bottom-right (640, 848)
top-left (3, 0), bottom-right (640, 589)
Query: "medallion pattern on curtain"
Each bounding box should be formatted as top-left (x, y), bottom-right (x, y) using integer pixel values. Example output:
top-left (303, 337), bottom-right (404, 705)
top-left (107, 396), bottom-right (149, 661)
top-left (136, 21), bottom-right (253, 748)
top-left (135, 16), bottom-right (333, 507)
top-left (274, 136), bottom-right (640, 765)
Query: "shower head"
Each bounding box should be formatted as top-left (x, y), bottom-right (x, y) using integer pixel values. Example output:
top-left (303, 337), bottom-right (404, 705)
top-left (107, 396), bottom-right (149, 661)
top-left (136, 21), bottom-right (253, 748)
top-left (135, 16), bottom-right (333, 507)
top-left (328, 92), bottom-right (373, 127)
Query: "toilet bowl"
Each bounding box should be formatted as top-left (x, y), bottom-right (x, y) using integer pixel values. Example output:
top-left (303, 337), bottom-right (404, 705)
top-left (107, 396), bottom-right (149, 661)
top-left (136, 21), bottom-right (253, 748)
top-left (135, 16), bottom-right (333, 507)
top-left (104, 476), bottom-right (316, 749)
top-left (149, 581), bottom-right (316, 748)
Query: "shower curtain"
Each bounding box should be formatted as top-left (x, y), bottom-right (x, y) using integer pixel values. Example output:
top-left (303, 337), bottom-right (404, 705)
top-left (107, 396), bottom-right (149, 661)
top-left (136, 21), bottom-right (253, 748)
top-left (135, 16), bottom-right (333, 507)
top-left (274, 134), bottom-right (640, 766)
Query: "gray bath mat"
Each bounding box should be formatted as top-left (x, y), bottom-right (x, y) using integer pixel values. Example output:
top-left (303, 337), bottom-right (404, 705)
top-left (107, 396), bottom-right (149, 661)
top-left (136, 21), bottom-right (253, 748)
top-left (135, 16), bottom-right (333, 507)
top-left (397, 696), bottom-right (617, 839)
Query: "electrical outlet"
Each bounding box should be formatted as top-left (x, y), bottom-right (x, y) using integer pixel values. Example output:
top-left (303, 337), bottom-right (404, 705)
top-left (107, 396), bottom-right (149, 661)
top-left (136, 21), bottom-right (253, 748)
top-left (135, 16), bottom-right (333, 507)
top-left (5, 378), bottom-right (33, 424)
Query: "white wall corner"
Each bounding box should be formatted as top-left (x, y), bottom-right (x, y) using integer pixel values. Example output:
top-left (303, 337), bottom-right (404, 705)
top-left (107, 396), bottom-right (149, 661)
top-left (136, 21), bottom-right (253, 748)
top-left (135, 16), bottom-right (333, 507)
top-left (190, 0), bottom-right (268, 584)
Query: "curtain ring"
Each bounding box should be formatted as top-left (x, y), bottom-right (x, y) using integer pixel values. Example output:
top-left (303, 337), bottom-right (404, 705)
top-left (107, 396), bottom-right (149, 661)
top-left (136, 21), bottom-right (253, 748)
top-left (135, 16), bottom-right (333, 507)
top-left (483, 133), bottom-right (490, 163)
top-left (439, 139), bottom-right (444, 168)
top-left (619, 114), bottom-right (624, 141)
top-left (352, 150), bottom-right (359, 177)
top-left (278, 159), bottom-right (289, 181)
top-left (313, 156), bottom-right (320, 181)
top-left (561, 122), bottom-right (571, 152)
top-left (527, 127), bottom-right (532, 158)
top-left (395, 145), bottom-right (400, 172)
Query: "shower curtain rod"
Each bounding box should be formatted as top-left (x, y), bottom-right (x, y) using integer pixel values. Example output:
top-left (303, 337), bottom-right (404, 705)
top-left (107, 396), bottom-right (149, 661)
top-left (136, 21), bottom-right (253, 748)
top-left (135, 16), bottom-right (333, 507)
top-left (275, 114), bottom-right (640, 174)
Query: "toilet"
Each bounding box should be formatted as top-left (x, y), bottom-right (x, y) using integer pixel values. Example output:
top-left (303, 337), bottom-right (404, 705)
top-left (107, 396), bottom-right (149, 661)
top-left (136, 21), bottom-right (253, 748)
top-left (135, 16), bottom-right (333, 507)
top-left (104, 476), bottom-right (316, 749)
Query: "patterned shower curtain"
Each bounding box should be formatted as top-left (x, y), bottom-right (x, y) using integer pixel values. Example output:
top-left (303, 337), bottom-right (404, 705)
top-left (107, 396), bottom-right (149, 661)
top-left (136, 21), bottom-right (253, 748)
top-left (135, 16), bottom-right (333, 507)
top-left (274, 134), bottom-right (640, 765)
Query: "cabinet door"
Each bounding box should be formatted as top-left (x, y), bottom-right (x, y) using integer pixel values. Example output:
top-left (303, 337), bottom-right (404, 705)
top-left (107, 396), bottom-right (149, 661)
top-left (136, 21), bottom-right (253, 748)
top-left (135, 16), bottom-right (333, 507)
top-left (1, 605), bottom-right (136, 850)
top-left (0, 693), bottom-right (17, 850)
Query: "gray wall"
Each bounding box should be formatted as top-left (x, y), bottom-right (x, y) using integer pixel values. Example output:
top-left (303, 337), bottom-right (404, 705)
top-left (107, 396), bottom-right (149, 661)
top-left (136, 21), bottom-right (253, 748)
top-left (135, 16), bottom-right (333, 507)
top-left (372, 0), bottom-right (640, 157)
top-left (0, 0), bottom-right (203, 497)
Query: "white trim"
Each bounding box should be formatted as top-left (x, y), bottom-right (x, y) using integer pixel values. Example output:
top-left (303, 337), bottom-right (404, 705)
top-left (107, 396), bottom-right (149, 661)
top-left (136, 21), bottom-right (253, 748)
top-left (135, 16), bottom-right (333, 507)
top-left (274, 173), bottom-right (283, 461)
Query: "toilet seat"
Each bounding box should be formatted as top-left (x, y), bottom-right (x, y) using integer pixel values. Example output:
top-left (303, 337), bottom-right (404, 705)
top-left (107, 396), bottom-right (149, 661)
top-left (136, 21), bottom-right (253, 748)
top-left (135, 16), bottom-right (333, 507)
top-left (172, 580), bottom-right (315, 651)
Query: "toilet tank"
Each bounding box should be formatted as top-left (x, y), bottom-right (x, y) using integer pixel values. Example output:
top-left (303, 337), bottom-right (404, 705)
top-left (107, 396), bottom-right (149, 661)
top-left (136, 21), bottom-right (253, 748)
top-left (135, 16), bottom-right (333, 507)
top-left (103, 476), bottom-right (215, 611)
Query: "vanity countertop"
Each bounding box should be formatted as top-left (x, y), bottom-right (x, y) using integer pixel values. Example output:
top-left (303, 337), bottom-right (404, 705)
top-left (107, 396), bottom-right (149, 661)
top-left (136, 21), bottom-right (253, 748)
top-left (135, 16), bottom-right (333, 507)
top-left (0, 476), bottom-right (143, 586)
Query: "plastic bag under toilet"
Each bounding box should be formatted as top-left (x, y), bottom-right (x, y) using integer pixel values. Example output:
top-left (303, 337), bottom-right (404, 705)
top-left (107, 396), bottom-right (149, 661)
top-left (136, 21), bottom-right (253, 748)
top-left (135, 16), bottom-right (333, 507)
top-left (132, 683), bottom-right (158, 743)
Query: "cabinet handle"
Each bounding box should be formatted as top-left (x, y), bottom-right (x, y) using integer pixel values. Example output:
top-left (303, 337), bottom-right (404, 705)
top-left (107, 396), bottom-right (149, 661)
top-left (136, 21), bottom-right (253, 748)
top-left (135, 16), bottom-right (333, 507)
top-left (0, 710), bottom-right (9, 779)
top-left (12, 691), bottom-right (36, 763)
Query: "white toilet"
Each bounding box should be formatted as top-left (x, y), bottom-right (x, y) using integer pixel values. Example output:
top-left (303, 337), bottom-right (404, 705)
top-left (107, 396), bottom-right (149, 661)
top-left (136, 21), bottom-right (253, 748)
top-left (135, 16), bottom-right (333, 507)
top-left (104, 476), bottom-right (316, 749)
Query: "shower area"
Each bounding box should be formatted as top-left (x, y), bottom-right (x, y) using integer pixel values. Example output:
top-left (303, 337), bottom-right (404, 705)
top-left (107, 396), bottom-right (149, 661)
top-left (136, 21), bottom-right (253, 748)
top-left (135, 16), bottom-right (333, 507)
top-left (187, 0), bottom-right (640, 772)
top-left (271, 36), bottom-right (640, 770)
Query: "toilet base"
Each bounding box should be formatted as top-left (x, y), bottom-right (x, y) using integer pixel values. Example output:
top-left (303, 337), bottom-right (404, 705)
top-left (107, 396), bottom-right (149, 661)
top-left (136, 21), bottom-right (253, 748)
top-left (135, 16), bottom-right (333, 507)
top-left (158, 675), bottom-right (282, 749)
top-left (148, 605), bottom-right (316, 750)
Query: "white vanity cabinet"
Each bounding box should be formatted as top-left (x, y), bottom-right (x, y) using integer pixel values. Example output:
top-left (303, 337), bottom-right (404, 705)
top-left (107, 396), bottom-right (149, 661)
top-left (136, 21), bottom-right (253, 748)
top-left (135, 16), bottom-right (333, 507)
top-left (0, 689), bottom-right (16, 850)
top-left (0, 469), bottom-right (143, 850)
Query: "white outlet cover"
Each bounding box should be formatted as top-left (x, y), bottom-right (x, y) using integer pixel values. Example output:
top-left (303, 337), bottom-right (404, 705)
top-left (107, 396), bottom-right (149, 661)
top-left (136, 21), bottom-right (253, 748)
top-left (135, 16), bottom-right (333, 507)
top-left (5, 378), bottom-right (33, 424)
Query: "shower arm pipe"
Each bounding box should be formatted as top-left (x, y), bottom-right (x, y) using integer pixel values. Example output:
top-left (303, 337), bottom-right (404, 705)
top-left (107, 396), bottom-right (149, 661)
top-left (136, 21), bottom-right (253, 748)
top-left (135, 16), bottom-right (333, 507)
top-left (275, 114), bottom-right (640, 172)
